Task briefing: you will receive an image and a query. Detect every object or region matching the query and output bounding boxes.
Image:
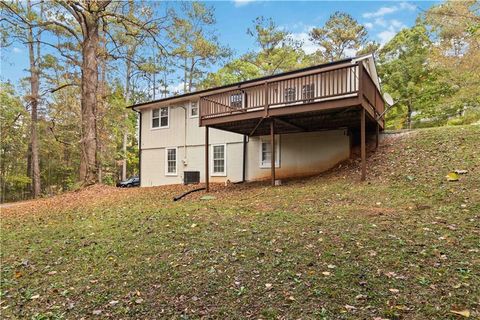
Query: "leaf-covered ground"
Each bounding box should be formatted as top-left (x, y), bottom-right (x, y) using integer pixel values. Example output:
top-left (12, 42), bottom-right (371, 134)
top-left (1, 125), bottom-right (479, 319)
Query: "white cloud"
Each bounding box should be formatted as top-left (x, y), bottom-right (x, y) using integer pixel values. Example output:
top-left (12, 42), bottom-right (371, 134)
top-left (374, 17), bottom-right (387, 27)
top-left (13, 47), bottom-right (22, 53)
top-left (390, 19), bottom-right (405, 28)
top-left (365, 22), bottom-right (374, 29)
top-left (233, 0), bottom-right (255, 7)
top-left (363, 6), bottom-right (397, 18)
top-left (399, 2), bottom-right (416, 11)
top-left (362, 2), bottom-right (416, 18)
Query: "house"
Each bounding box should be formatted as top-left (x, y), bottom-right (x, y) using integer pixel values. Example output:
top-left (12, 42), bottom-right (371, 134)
top-left (129, 54), bottom-right (385, 189)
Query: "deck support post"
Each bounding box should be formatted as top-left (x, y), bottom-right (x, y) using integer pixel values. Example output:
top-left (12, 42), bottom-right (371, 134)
top-left (375, 122), bottom-right (379, 150)
top-left (205, 126), bottom-right (209, 192)
top-left (270, 119), bottom-right (276, 186)
top-left (361, 108), bottom-right (366, 181)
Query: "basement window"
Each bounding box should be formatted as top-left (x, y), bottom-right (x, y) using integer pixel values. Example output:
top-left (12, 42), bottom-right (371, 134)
top-left (212, 144), bottom-right (226, 176)
top-left (165, 147), bottom-right (177, 175)
top-left (284, 87), bottom-right (296, 103)
top-left (152, 107), bottom-right (169, 128)
top-left (259, 137), bottom-right (280, 168)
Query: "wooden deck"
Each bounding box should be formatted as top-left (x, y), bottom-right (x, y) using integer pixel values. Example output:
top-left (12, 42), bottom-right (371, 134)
top-left (199, 61), bottom-right (386, 190)
top-left (199, 62), bottom-right (385, 135)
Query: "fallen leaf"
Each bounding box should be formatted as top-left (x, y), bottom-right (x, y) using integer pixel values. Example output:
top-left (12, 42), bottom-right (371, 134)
top-left (454, 169), bottom-right (468, 174)
top-left (389, 288), bottom-right (399, 293)
top-left (109, 300), bottom-right (119, 306)
top-left (135, 298), bottom-right (144, 304)
top-left (92, 309), bottom-right (102, 315)
top-left (450, 309), bottom-right (470, 317)
top-left (446, 172), bottom-right (459, 181)
top-left (322, 271), bottom-right (331, 276)
top-left (265, 283), bottom-right (272, 290)
top-left (30, 294), bottom-right (40, 300)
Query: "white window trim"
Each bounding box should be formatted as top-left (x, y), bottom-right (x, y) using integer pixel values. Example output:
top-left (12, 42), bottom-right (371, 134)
top-left (259, 136), bottom-right (280, 168)
top-left (165, 147), bottom-right (178, 176)
top-left (189, 101), bottom-right (199, 118)
top-left (211, 143), bottom-right (227, 177)
top-left (151, 106), bottom-right (169, 130)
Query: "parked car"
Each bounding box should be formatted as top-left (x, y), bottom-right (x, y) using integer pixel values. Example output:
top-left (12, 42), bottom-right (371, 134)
top-left (116, 176), bottom-right (140, 188)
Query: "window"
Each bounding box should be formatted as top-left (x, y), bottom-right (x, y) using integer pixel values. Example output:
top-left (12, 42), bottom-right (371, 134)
top-left (302, 84), bottom-right (314, 102)
top-left (284, 87), bottom-right (296, 103)
top-left (260, 137), bottom-right (280, 168)
top-left (165, 148), bottom-right (177, 175)
top-left (152, 107), bottom-right (169, 128)
top-left (190, 101), bottom-right (198, 118)
top-left (212, 144), bottom-right (226, 176)
top-left (230, 93), bottom-right (243, 108)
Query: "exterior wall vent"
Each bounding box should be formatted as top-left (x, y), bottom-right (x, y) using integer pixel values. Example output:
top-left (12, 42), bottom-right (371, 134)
top-left (184, 171), bottom-right (200, 185)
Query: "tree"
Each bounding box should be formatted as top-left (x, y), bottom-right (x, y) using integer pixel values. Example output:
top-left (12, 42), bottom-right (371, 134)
top-left (169, 1), bottom-right (230, 93)
top-left (2, 0), bottom-right (164, 186)
top-left (309, 12), bottom-right (373, 62)
top-left (201, 58), bottom-right (261, 88)
top-left (425, 0), bottom-right (480, 124)
top-left (0, 83), bottom-right (30, 202)
top-left (1, 0), bottom-right (43, 197)
top-left (246, 16), bottom-right (307, 75)
top-left (378, 22), bottom-right (440, 129)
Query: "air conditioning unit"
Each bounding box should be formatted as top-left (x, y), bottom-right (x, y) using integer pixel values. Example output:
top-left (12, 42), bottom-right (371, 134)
top-left (183, 171), bottom-right (200, 185)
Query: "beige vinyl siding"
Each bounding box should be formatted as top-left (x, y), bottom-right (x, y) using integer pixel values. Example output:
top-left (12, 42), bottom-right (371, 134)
top-left (140, 100), bottom-right (350, 186)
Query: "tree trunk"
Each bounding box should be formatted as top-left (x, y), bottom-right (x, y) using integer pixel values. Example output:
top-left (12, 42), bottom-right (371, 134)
top-left (406, 98), bottom-right (412, 129)
top-left (122, 51), bottom-right (133, 182)
top-left (80, 19), bottom-right (99, 185)
top-left (27, 0), bottom-right (41, 198)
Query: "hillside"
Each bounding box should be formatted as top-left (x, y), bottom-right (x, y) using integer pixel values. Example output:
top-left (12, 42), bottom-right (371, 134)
top-left (1, 125), bottom-right (479, 319)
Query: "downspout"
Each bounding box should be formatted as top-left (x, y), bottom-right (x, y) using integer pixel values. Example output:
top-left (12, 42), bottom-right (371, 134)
top-left (132, 106), bottom-right (142, 185)
top-left (242, 135), bottom-right (247, 183)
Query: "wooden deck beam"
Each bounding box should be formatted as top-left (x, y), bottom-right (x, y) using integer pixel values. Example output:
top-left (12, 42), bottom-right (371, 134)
top-left (274, 117), bottom-right (307, 132)
top-left (249, 117), bottom-right (265, 136)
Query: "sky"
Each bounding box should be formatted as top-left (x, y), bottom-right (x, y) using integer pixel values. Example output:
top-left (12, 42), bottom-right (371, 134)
top-left (0, 0), bottom-right (440, 88)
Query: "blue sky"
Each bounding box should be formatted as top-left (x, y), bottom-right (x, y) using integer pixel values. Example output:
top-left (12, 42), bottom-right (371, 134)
top-left (1, 1), bottom-right (439, 88)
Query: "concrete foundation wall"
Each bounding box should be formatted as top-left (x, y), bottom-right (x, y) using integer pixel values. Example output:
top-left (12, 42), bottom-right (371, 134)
top-left (245, 129), bottom-right (350, 181)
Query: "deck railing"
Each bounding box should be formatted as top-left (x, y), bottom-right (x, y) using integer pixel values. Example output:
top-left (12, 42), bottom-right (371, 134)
top-left (200, 62), bottom-right (384, 123)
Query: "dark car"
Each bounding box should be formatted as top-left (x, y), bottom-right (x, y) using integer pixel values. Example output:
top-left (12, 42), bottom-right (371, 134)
top-left (116, 176), bottom-right (140, 188)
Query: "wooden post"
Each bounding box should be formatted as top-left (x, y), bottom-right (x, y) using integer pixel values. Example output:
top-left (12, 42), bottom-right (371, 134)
top-left (264, 82), bottom-right (269, 117)
top-left (361, 108), bottom-right (366, 181)
top-left (205, 126), bottom-right (209, 192)
top-left (270, 119), bottom-right (275, 186)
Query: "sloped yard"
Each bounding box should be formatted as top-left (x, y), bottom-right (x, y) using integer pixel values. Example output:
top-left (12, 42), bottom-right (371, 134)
top-left (1, 125), bottom-right (479, 319)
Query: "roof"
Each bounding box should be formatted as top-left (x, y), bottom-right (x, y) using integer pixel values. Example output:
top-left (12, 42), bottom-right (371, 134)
top-left (129, 54), bottom-right (377, 110)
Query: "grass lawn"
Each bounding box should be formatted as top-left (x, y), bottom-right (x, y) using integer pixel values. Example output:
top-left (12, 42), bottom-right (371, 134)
top-left (1, 125), bottom-right (479, 319)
